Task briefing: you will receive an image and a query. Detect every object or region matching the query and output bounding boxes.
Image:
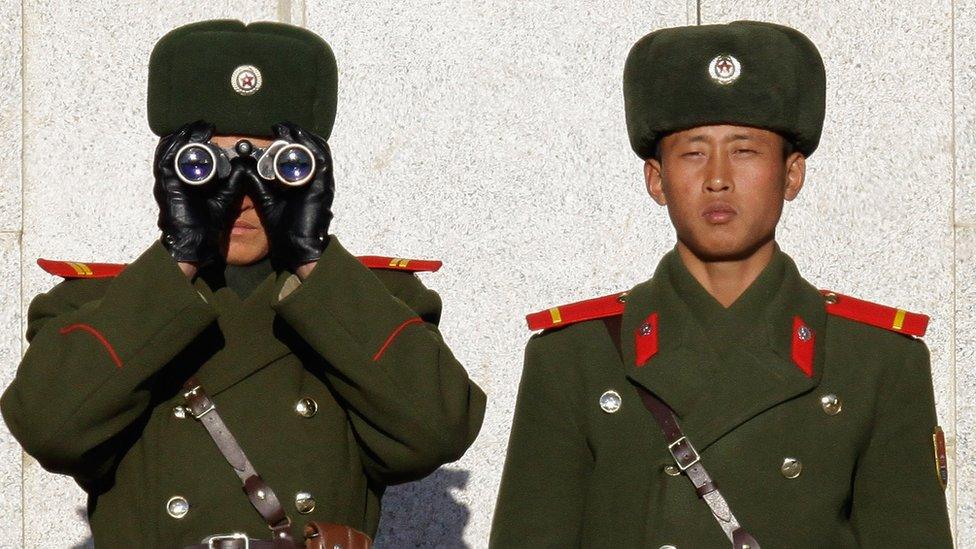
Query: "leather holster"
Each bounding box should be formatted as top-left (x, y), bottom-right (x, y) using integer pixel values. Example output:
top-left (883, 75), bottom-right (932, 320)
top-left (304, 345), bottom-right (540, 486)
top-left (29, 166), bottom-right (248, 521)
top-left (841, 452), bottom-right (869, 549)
top-left (304, 522), bottom-right (373, 549)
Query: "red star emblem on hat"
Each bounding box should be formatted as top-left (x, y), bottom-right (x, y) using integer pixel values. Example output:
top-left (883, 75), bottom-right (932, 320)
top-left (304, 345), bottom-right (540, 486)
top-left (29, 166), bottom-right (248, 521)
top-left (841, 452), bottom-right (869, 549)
top-left (716, 58), bottom-right (734, 75)
top-left (239, 72), bottom-right (255, 89)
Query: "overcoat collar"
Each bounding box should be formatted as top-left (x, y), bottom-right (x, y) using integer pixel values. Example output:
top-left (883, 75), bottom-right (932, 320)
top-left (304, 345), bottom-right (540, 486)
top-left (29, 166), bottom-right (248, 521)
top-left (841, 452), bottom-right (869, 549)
top-left (188, 265), bottom-right (293, 396)
top-left (623, 244), bottom-right (827, 451)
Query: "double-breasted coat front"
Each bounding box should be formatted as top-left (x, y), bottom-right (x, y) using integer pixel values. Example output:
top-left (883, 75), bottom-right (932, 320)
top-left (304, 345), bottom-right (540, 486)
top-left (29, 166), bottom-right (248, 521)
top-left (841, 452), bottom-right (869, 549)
top-left (491, 247), bottom-right (951, 548)
top-left (2, 237), bottom-right (486, 547)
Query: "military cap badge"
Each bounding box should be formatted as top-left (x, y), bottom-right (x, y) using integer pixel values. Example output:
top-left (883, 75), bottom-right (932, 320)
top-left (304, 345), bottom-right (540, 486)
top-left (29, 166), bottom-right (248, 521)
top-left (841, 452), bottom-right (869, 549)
top-left (231, 64), bottom-right (262, 96)
top-left (708, 54), bottom-right (741, 85)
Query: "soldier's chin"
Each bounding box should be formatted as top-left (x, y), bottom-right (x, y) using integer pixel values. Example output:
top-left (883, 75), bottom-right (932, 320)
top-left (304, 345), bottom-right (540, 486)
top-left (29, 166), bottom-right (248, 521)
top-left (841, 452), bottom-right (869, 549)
top-left (225, 235), bottom-right (270, 265)
top-left (683, 234), bottom-right (767, 262)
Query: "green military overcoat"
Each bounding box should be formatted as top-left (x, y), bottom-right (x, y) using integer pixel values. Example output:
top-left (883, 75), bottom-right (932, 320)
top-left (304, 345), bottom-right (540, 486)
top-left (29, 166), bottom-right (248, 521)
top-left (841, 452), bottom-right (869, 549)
top-left (2, 236), bottom-right (486, 547)
top-left (490, 246), bottom-right (951, 548)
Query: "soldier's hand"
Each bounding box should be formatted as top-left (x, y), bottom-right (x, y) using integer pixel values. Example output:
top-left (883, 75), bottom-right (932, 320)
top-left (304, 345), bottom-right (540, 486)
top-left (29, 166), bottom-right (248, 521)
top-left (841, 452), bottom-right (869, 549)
top-left (153, 120), bottom-right (245, 266)
top-left (248, 121), bottom-right (335, 272)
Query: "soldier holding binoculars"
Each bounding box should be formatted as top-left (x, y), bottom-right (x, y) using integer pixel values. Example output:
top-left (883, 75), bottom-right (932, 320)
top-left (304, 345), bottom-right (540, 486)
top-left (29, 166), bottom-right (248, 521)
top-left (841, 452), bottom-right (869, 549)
top-left (156, 120), bottom-right (335, 279)
top-left (2, 20), bottom-right (485, 549)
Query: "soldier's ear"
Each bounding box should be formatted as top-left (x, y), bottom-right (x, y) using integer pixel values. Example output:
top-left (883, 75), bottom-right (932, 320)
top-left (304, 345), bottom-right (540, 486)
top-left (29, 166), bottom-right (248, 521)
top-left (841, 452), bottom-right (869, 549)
top-left (645, 159), bottom-right (667, 206)
top-left (784, 152), bottom-right (806, 201)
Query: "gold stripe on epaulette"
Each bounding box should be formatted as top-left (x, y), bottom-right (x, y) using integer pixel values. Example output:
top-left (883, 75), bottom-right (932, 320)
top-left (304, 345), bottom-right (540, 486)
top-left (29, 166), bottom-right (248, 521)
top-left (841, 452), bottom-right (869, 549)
top-left (549, 307), bottom-right (562, 325)
top-left (398, 259), bottom-right (410, 268)
top-left (892, 309), bottom-right (907, 331)
top-left (69, 262), bottom-right (92, 276)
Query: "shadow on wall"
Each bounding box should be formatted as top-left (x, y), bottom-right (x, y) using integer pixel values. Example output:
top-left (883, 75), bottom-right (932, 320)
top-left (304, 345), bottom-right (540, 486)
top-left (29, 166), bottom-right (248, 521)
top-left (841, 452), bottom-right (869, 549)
top-left (66, 469), bottom-right (473, 549)
top-left (376, 467), bottom-right (473, 549)
top-left (71, 507), bottom-right (93, 548)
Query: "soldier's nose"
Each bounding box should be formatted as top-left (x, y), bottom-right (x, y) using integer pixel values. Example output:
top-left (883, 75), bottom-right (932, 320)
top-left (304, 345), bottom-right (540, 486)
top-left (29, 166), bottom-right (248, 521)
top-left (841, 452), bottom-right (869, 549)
top-left (705, 176), bottom-right (731, 192)
top-left (702, 154), bottom-right (733, 193)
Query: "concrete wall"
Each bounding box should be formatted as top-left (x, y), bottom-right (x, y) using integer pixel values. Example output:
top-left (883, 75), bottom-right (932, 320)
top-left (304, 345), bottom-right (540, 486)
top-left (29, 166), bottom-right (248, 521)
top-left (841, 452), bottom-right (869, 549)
top-left (1, 0), bottom-right (971, 546)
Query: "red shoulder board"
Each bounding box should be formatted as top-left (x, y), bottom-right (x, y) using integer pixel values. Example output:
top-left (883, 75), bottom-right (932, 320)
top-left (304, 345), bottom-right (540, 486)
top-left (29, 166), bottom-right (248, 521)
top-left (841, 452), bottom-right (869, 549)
top-left (526, 291), bottom-right (628, 331)
top-left (356, 256), bottom-right (442, 272)
top-left (40, 257), bottom-right (441, 277)
top-left (37, 258), bottom-right (127, 279)
top-left (821, 290), bottom-right (929, 337)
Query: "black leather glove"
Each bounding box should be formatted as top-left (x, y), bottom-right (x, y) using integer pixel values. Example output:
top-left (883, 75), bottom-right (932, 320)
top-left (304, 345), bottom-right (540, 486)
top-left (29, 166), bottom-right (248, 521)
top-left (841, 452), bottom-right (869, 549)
top-left (248, 121), bottom-right (335, 271)
top-left (153, 121), bottom-right (245, 264)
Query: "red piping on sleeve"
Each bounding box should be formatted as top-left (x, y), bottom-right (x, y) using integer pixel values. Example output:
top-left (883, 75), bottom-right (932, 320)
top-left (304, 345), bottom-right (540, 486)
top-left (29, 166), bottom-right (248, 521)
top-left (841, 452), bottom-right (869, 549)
top-left (372, 317), bottom-right (424, 362)
top-left (59, 323), bottom-right (123, 369)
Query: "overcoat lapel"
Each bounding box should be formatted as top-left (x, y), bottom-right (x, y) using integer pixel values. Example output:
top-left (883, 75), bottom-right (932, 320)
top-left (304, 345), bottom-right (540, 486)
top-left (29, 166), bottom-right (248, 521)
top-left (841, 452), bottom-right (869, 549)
top-left (624, 247), bottom-right (827, 452)
top-left (190, 272), bottom-right (293, 396)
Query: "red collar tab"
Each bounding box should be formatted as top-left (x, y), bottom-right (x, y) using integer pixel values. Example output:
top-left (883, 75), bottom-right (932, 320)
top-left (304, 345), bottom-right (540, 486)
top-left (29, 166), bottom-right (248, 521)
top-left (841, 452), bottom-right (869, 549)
top-left (791, 316), bottom-right (815, 378)
top-left (634, 312), bottom-right (659, 367)
top-left (37, 258), bottom-right (126, 279)
top-left (356, 256), bottom-right (442, 272)
top-left (526, 291), bottom-right (628, 332)
top-left (821, 290), bottom-right (928, 337)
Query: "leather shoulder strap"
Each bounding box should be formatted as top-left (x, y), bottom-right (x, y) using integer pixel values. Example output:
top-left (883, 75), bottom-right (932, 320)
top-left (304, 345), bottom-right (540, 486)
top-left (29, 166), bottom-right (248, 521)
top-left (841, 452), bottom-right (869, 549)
top-left (182, 378), bottom-right (295, 547)
top-left (633, 384), bottom-right (760, 548)
top-left (601, 318), bottom-right (760, 548)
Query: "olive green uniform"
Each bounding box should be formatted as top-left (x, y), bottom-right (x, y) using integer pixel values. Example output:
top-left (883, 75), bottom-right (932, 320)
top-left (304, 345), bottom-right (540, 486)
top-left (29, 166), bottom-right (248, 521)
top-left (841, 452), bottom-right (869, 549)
top-left (2, 237), bottom-right (486, 547)
top-left (490, 247), bottom-right (951, 547)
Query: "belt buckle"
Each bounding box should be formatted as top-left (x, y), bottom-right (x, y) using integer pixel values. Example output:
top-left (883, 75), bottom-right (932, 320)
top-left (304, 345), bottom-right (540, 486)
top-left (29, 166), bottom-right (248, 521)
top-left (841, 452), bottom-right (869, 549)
top-left (182, 386), bottom-right (215, 419)
top-left (205, 532), bottom-right (249, 549)
top-left (668, 436), bottom-right (701, 471)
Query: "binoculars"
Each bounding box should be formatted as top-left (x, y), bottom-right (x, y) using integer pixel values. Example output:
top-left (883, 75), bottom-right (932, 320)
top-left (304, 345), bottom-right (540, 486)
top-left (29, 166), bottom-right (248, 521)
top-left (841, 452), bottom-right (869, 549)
top-left (174, 138), bottom-right (316, 186)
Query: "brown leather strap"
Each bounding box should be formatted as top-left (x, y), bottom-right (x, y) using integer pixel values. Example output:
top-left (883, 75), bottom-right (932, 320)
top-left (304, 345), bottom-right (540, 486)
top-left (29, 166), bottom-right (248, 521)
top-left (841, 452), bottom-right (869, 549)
top-left (634, 384), bottom-right (760, 549)
top-left (182, 377), bottom-right (296, 548)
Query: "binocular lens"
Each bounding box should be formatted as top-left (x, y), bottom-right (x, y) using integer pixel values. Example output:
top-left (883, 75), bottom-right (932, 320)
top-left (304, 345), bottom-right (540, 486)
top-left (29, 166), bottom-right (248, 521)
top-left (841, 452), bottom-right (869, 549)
top-left (175, 144), bottom-right (216, 184)
top-left (274, 145), bottom-right (314, 185)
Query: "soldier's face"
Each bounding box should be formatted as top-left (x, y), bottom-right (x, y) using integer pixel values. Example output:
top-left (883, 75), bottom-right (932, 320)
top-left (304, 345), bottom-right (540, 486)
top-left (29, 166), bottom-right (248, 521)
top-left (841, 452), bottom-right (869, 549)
top-left (211, 135), bottom-right (273, 266)
top-left (644, 125), bottom-right (806, 261)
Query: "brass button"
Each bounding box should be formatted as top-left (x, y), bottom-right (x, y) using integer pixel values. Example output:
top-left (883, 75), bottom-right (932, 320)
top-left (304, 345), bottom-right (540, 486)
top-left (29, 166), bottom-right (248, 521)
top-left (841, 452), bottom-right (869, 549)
top-left (820, 393), bottom-right (842, 416)
top-left (797, 325), bottom-right (813, 342)
top-left (295, 491), bottom-right (316, 514)
top-left (166, 495), bottom-right (189, 519)
top-left (823, 292), bottom-right (838, 305)
top-left (663, 465), bottom-right (681, 477)
top-left (295, 397), bottom-right (318, 418)
top-left (617, 292), bottom-right (629, 303)
top-left (639, 322), bottom-right (653, 336)
top-left (599, 390), bottom-right (622, 413)
top-left (172, 405), bottom-right (187, 419)
top-left (781, 457), bottom-right (802, 479)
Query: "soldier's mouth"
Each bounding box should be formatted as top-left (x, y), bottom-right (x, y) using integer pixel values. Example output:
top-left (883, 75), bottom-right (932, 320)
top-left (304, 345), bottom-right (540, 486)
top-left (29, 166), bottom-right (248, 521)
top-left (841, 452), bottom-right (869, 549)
top-left (702, 203), bottom-right (737, 224)
top-left (231, 221), bottom-right (258, 235)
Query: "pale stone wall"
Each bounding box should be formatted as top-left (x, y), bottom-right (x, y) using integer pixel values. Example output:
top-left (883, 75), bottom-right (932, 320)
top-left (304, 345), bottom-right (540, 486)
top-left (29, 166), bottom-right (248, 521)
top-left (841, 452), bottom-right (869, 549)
top-left (1, 1), bottom-right (972, 547)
